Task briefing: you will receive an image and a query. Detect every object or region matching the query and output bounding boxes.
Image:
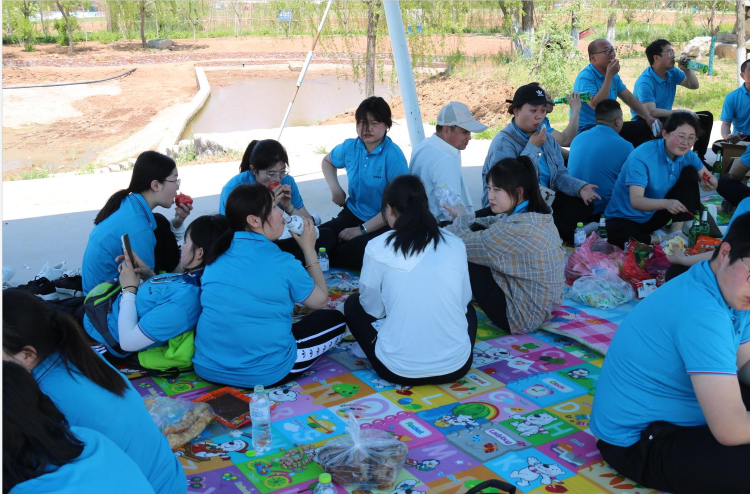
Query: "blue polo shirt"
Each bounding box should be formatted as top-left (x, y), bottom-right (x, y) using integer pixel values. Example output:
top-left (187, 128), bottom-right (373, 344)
top-left (82, 193), bottom-right (157, 295)
top-left (573, 64), bottom-right (628, 130)
top-left (568, 125), bottom-right (634, 214)
top-left (9, 426), bottom-right (155, 494)
top-left (33, 353), bottom-right (184, 494)
top-left (604, 139), bottom-right (702, 223)
top-left (83, 271), bottom-right (202, 350)
top-left (194, 231), bottom-right (315, 387)
top-left (720, 84), bottom-right (750, 135)
top-left (591, 261), bottom-right (750, 447)
top-left (727, 197), bottom-right (750, 231)
top-left (631, 67), bottom-right (686, 120)
top-left (219, 171), bottom-right (303, 215)
top-left (329, 136), bottom-right (408, 221)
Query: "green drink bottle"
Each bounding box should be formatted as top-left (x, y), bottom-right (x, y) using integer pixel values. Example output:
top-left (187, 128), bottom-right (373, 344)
top-left (699, 210), bottom-right (710, 238)
top-left (687, 211), bottom-right (702, 248)
top-left (553, 92), bottom-right (591, 105)
top-left (686, 59), bottom-right (709, 74)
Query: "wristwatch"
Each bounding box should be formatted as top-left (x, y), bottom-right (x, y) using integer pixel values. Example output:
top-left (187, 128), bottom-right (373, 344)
top-left (360, 224), bottom-right (368, 235)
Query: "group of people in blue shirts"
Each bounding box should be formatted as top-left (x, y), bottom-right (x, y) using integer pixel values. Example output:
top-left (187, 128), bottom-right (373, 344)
top-left (4, 34), bottom-right (750, 494)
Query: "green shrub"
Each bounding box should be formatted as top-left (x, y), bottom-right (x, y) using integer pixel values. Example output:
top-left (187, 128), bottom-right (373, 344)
top-left (53, 16), bottom-right (79, 46)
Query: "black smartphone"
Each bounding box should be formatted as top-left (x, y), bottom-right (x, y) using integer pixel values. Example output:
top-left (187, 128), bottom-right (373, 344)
top-left (121, 234), bottom-right (139, 269)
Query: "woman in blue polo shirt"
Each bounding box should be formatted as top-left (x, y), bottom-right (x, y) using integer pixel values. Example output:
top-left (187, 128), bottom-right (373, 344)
top-left (195, 184), bottom-right (346, 388)
top-left (83, 214), bottom-right (229, 362)
top-left (82, 151), bottom-right (191, 295)
top-left (320, 96), bottom-right (408, 270)
top-left (4, 361), bottom-right (155, 494)
top-left (3, 289), bottom-right (185, 494)
top-left (220, 139), bottom-right (333, 263)
top-left (605, 112), bottom-right (718, 248)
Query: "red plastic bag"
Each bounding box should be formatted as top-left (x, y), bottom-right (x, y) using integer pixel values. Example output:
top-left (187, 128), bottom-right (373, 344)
top-left (564, 233), bottom-right (625, 285)
top-left (621, 241), bottom-right (653, 282)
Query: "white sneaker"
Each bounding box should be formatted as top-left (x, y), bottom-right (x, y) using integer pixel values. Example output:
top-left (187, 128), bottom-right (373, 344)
top-left (2, 266), bottom-right (15, 283)
top-left (311, 213), bottom-right (322, 226)
top-left (37, 261), bottom-right (66, 281)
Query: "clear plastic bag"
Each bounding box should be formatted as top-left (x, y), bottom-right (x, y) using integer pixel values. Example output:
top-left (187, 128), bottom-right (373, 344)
top-left (315, 413), bottom-right (408, 490)
top-left (568, 273), bottom-right (635, 309)
top-left (143, 396), bottom-right (215, 450)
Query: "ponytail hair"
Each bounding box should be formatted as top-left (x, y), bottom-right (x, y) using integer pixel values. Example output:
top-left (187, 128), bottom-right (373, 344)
top-left (2, 289), bottom-right (128, 398)
top-left (486, 156), bottom-right (551, 214)
top-left (381, 175), bottom-right (444, 257)
top-left (184, 214), bottom-right (230, 269)
top-left (239, 139), bottom-right (289, 173)
top-left (94, 151), bottom-right (176, 225)
top-left (206, 184), bottom-right (274, 265)
top-left (3, 361), bottom-right (84, 492)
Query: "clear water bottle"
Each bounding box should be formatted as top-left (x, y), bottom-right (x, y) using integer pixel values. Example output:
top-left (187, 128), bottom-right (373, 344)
top-left (313, 473), bottom-right (337, 494)
top-left (574, 222), bottom-right (586, 250)
top-left (318, 248), bottom-right (329, 277)
top-left (437, 183), bottom-right (460, 210)
top-left (250, 385), bottom-right (271, 453)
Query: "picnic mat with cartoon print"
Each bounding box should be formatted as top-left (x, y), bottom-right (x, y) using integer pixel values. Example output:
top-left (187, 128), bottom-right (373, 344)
top-left (117, 279), bottom-right (664, 494)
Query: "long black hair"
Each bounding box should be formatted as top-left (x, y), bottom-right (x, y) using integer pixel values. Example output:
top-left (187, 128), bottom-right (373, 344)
top-left (2, 289), bottom-right (128, 397)
top-left (184, 214), bottom-right (230, 269)
top-left (206, 184), bottom-right (275, 265)
top-left (94, 151), bottom-right (176, 225)
top-left (239, 139), bottom-right (289, 174)
top-left (381, 175), bottom-right (444, 257)
top-left (3, 361), bottom-right (85, 493)
top-left (486, 156), bottom-right (552, 214)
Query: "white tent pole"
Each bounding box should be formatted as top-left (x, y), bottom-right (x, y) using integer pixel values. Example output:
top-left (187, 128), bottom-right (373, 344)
top-left (383, 0), bottom-right (424, 148)
top-left (278, 0), bottom-right (334, 140)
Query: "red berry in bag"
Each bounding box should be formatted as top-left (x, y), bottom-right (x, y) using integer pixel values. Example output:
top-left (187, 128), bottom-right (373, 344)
top-left (268, 181), bottom-right (281, 191)
top-left (175, 193), bottom-right (193, 208)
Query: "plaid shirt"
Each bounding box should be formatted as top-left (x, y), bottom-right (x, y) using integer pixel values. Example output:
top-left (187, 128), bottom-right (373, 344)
top-left (446, 212), bottom-right (565, 334)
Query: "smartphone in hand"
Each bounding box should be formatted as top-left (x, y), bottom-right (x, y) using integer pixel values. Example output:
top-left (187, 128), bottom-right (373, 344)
top-left (121, 234), bottom-right (139, 269)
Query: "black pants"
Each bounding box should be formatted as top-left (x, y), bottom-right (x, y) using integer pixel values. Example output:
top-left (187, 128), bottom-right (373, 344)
top-left (691, 111), bottom-right (714, 162)
top-left (467, 262), bottom-right (511, 331)
top-left (619, 119), bottom-right (656, 149)
top-left (606, 167), bottom-right (702, 248)
top-left (276, 227), bottom-right (336, 265)
top-left (267, 309), bottom-right (346, 387)
top-left (319, 205), bottom-right (388, 271)
top-left (344, 293), bottom-right (478, 385)
top-left (718, 176), bottom-right (750, 208)
top-left (551, 192), bottom-right (596, 243)
top-left (665, 263), bottom-right (689, 282)
top-left (596, 381), bottom-right (750, 494)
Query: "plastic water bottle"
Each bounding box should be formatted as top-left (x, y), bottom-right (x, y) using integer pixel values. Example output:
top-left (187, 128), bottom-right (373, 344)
top-left (436, 183), bottom-right (460, 210)
top-left (250, 385), bottom-right (271, 453)
top-left (574, 222), bottom-right (586, 250)
top-left (283, 212), bottom-right (319, 239)
top-left (313, 473), bottom-right (337, 494)
top-left (318, 248), bottom-right (329, 277)
top-left (596, 217), bottom-right (608, 240)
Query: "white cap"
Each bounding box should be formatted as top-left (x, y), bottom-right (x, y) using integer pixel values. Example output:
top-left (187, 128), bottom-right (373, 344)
top-left (436, 102), bottom-right (488, 133)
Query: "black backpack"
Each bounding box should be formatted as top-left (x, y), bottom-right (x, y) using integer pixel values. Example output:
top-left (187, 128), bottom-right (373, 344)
top-left (83, 279), bottom-right (129, 357)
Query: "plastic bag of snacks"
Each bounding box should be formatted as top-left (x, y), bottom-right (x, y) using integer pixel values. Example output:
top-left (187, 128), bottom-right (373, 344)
top-left (315, 413), bottom-right (408, 490)
top-left (143, 396), bottom-right (214, 450)
top-left (564, 233), bottom-right (625, 285)
top-left (568, 273), bottom-right (635, 309)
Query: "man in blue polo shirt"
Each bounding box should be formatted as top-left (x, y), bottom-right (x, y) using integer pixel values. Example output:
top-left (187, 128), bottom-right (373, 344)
top-left (573, 39), bottom-right (658, 148)
top-left (718, 141), bottom-right (750, 209)
top-left (633, 39), bottom-right (712, 165)
top-left (592, 212), bottom-right (750, 493)
top-left (568, 99), bottom-right (634, 221)
top-left (720, 59), bottom-right (750, 140)
top-left (321, 96), bottom-right (408, 270)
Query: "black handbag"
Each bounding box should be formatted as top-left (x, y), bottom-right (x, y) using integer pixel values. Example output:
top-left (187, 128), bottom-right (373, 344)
top-left (465, 479), bottom-right (517, 494)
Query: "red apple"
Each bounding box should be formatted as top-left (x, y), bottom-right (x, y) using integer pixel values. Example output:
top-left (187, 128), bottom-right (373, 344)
top-left (175, 193), bottom-right (193, 208)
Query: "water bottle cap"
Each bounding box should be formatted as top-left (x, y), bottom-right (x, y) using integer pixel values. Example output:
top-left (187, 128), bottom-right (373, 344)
top-left (319, 473), bottom-right (332, 483)
top-left (319, 248), bottom-right (327, 252)
top-left (576, 222), bottom-right (584, 227)
top-left (254, 385), bottom-right (264, 392)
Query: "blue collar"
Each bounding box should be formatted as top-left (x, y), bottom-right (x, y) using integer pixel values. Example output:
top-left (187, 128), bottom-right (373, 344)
top-left (647, 66), bottom-right (669, 83)
top-left (233, 230), bottom-right (270, 243)
top-left (512, 200), bottom-right (529, 215)
top-left (182, 267), bottom-right (204, 286)
top-left (357, 135), bottom-right (390, 156)
top-left (32, 352), bottom-right (63, 383)
top-left (658, 138), bottom-right (686, 166)
top-left (511, 120), bottom-right (534, 139)
top-left (587, 63), bottom-right (606, 79)
top-left (130, 193), bottom-right (156, 230)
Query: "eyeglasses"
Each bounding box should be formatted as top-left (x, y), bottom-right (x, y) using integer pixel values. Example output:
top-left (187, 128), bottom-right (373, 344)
top-left (164, 178), bottom-right (181, 188)
top-left (659, 49), bottom-right (676, 57)
top-left (669, 133), bottom-right (697, 145)
top-left (264, 169), bottom-right (287, 180)
top-left (593, 47), bottom-right (616, 56)
top-left (741, 258), bottom-right (750, 284)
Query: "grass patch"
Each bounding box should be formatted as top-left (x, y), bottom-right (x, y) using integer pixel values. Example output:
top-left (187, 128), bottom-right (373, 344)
top-left (313, 145), bottom-right (327, 155)
top-left (76, 163), bottom-right (96, 175)
top-left (19, 168), bottom-right (50, 180)
top-left (474, 125), bottom-right (502, 141)
top-left (177, 149), bottom-right (244, 167)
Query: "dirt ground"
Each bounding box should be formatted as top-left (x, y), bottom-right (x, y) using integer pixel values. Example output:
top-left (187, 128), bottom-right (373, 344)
top-left (1, 34), bottom-right (514, 179)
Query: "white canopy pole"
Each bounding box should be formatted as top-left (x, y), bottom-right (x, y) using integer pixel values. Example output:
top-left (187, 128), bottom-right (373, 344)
top-left (278, 0), bottom-right (334, 140)
top-left (383, 0), bottom-right (424, 148)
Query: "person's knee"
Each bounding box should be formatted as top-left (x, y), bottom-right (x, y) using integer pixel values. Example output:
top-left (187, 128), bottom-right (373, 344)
top-left (728, 160), bottom-right (750, 181)
top-left (344, 293), bottom-right (362, 316)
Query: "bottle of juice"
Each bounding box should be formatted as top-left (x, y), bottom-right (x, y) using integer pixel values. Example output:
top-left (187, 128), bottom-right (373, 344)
top-left (553, 92), bottom-right (591, 104)
top-left (686, 59), bottom-right (709, 74)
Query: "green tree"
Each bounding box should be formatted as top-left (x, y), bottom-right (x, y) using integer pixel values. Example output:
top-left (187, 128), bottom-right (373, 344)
top-left (54, 1), bottom-right (81, 54)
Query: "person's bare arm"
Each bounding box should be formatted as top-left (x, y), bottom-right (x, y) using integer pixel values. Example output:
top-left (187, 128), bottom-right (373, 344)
top-left (728, 158), bottom-right (750, 181)
top-left (588, 60), bottom-right (618, 109)
top-left (642, 101), bottom-right (673, 119)
top-left (322, 154), bottom-right (346, 206)
top-left (721, 121), bottom-right (732, 140)
top-left (678, 58), bottom-right (700, 90)
top-left (551, 92), bottom-right (581, 147)
top-left (738, 342), bottom-right (750, 387)
top-left (619, 89), bottom-right (656, 127)
top-left (692, 374), bottom-right (750, 446)
top-left (629, 185), bottom-right (688, 214)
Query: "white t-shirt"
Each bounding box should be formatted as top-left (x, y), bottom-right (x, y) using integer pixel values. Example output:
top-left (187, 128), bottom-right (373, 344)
top-left (409, 134), bottom-right (475, 222)
top-left (359, 229), bottom-right (473, 378)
